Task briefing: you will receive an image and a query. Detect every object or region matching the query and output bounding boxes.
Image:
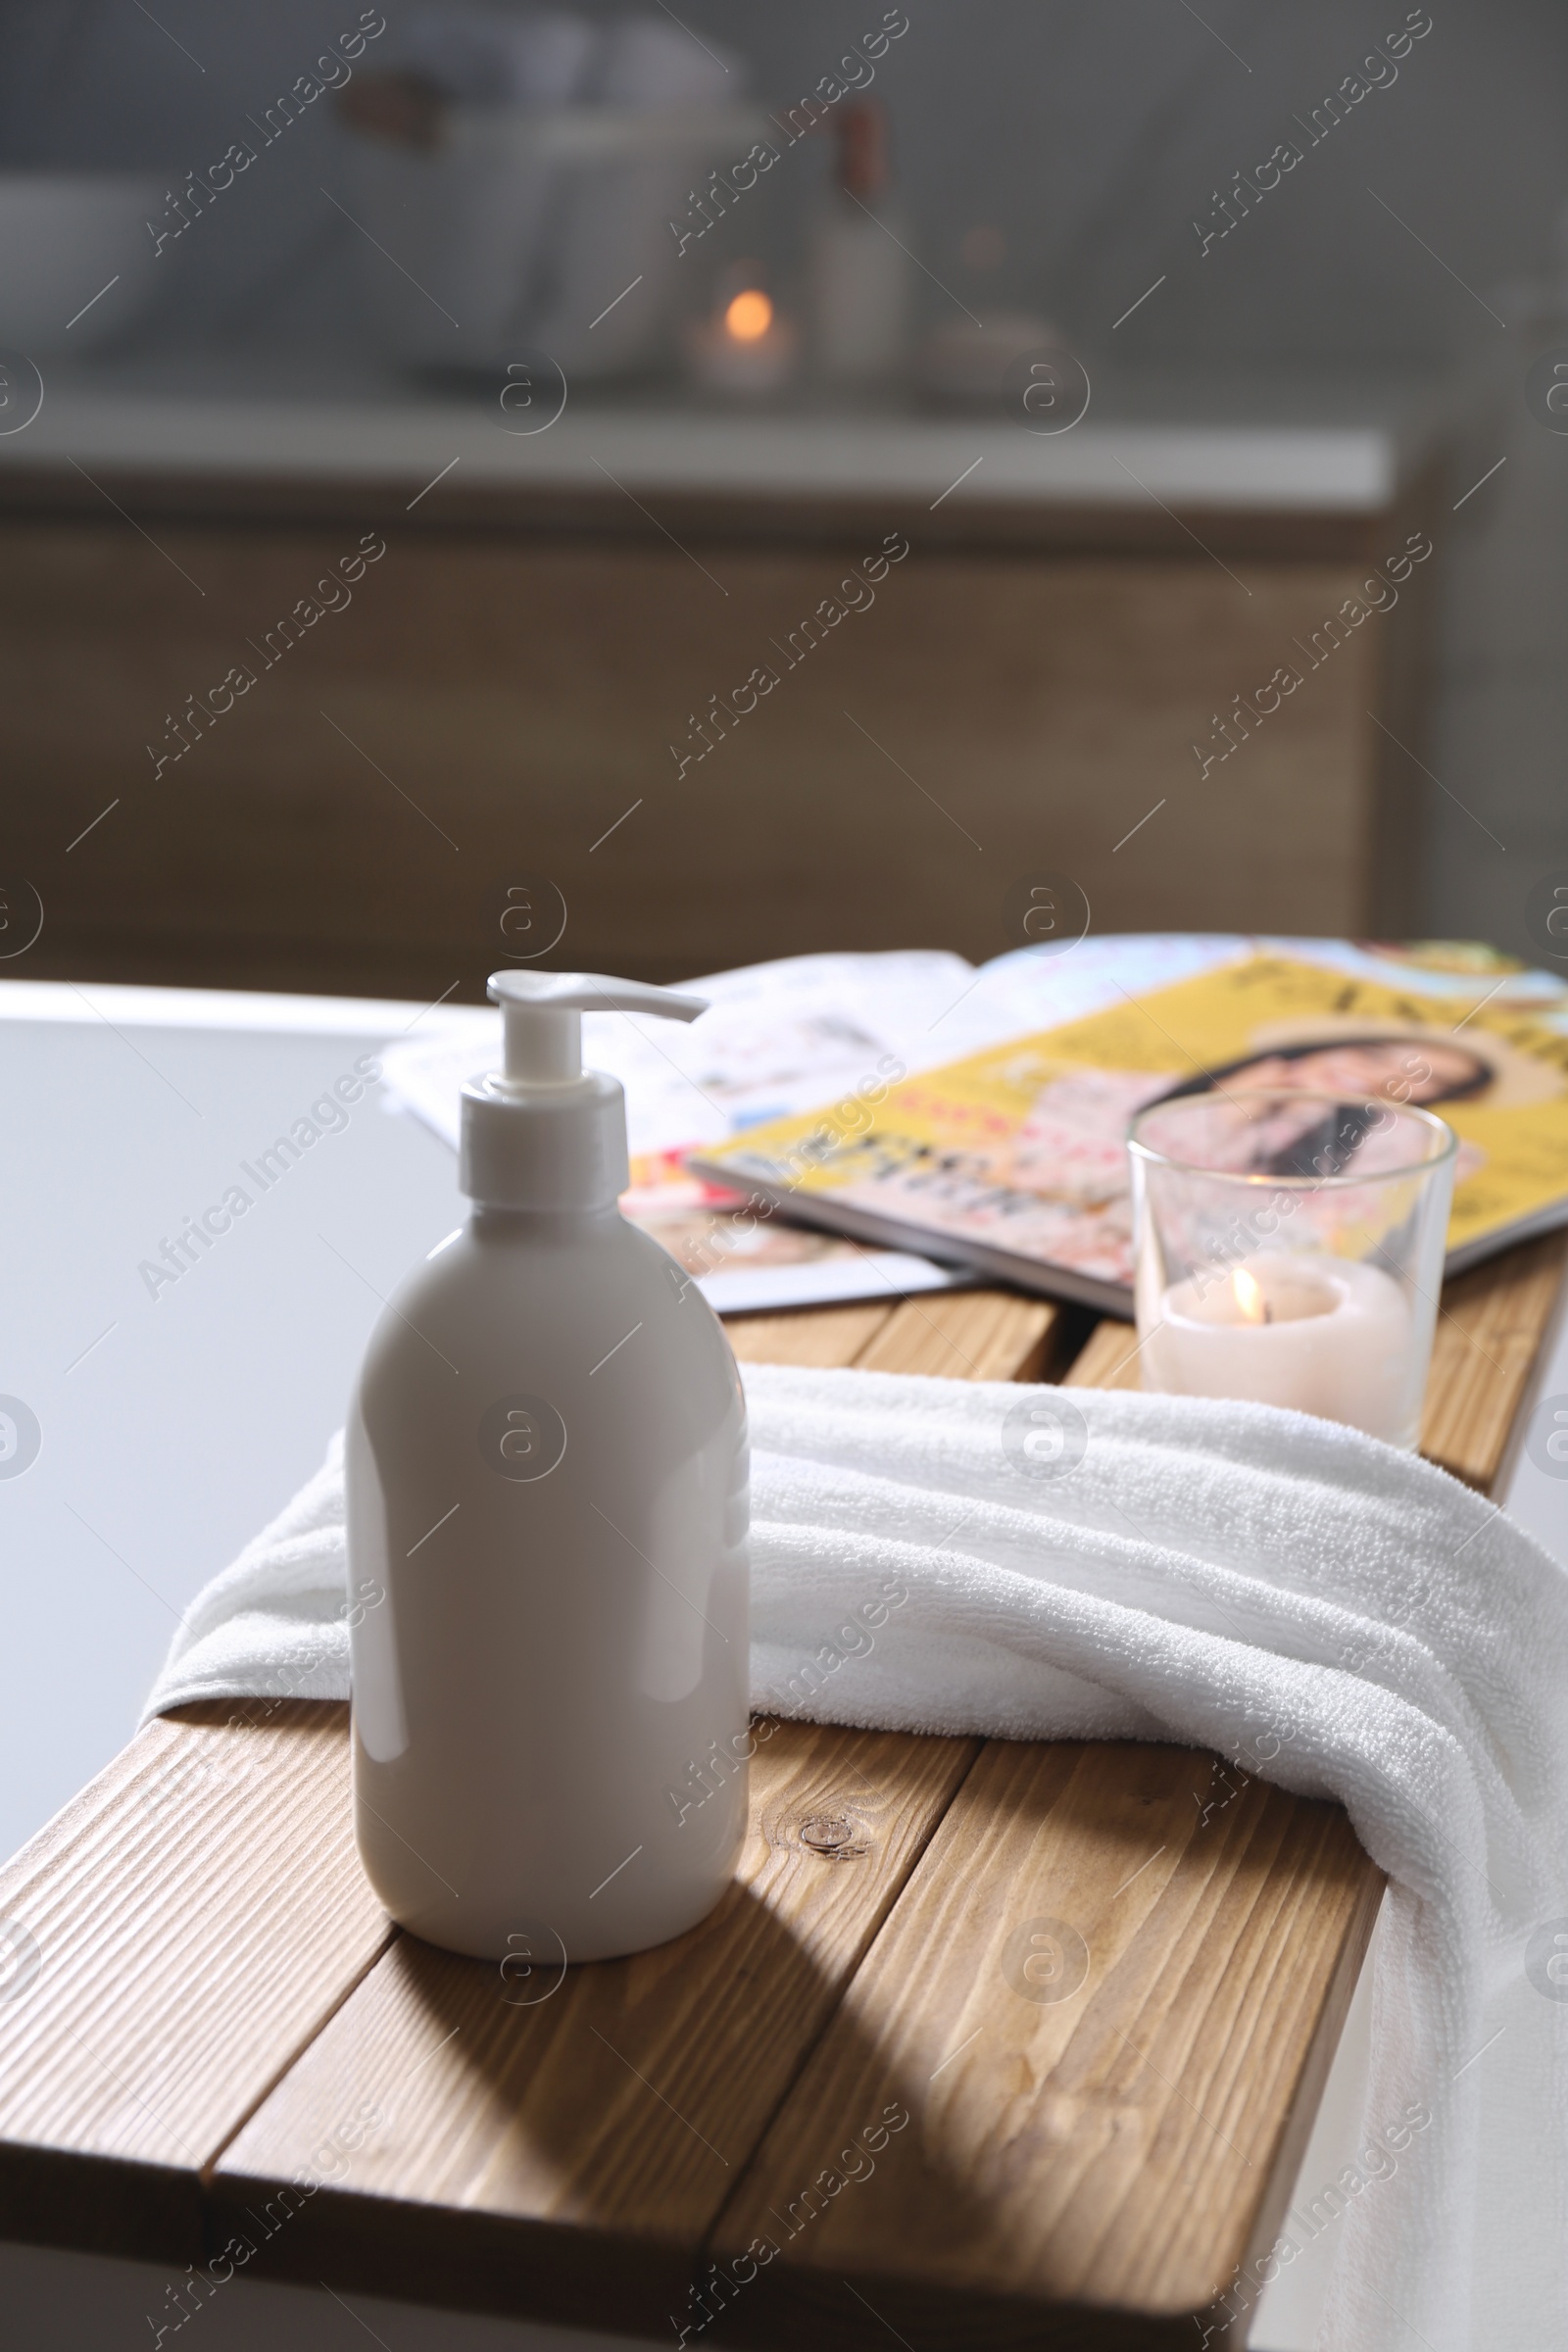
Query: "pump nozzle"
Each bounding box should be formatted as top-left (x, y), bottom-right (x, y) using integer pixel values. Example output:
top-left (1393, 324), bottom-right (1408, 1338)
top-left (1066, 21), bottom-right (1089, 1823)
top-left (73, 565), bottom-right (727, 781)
top-left (487, 970), bottom-right (709, 1094)
top-left (463, 971), bottom-right (710, 1211)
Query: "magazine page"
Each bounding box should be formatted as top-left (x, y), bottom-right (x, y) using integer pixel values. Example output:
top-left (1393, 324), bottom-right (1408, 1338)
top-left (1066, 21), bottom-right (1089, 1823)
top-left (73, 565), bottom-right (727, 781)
top-left (694, 944), bottom-right (1568, 1304)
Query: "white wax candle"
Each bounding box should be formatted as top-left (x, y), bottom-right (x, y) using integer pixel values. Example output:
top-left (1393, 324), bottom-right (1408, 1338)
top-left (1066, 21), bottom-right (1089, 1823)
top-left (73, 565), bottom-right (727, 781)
top-left (685, 290), bottom-right (799, 395)
top-left (1142, 1252), bottom-right (1418, 1446)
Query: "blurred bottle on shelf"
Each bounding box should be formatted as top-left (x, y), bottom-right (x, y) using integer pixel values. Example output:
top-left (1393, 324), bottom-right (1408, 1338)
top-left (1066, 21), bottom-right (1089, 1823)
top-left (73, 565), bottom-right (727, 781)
top-left (808, 98), bottom-right (909, 391)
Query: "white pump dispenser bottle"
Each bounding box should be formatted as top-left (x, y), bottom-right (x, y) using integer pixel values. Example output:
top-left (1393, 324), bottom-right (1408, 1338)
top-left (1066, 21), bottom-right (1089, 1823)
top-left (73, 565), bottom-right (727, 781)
top-left (346, 971), bottom-right (750, 1963)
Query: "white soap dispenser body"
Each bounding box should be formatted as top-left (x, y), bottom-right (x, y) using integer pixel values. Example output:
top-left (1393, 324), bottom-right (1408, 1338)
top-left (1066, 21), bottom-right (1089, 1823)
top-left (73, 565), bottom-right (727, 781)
top-left (346, 976), bottom-right (750, 1964)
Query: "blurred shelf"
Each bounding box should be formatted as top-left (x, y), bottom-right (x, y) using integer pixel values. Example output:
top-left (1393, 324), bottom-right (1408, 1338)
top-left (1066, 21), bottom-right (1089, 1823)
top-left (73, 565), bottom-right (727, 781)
top-left (0, 358), bottom-right (1446, 557)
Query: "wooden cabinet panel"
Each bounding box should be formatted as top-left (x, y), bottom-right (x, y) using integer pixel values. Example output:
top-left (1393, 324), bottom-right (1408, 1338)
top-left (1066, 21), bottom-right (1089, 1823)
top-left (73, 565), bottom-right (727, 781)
top-left (1, 514), bottom-right (1412, 997)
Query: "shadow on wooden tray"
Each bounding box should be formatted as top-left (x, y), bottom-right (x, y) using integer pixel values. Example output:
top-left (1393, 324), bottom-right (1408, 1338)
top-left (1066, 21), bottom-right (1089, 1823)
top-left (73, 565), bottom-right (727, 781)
top-left (203, 1717), bottom-right (996, 2343)
top-left (202, 1718), bottom-right (1375, 2352)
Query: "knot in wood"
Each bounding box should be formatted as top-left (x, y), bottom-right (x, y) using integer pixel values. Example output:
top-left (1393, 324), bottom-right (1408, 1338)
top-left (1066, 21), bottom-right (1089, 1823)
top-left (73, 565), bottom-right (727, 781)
top-left (799, 1813), bottom-right (864, 1858)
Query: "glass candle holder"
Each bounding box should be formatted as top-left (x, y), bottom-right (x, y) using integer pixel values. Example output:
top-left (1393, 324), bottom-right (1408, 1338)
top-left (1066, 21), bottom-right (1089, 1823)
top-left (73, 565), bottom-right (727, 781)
top-left (1127, 1090), bottom-right (1458, 1448)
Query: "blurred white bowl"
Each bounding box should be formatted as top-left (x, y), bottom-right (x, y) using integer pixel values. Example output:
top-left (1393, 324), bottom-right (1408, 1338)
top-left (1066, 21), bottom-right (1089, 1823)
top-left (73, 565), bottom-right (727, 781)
top-left (0, 173), bottom-right (165, 357)
top-left (341, 106), bottom-right (768, 378)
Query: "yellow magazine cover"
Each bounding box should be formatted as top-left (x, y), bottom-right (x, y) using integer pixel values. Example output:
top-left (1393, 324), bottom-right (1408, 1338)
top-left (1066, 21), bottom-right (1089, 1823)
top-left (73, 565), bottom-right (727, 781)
top-left (691, 953), bottom-right (1568, 1315)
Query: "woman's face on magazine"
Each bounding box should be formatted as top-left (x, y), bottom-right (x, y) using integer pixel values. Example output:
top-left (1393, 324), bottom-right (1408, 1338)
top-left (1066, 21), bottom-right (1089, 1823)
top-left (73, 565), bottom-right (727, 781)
top-left (1224, 1040), bottom-right (1488, 1103)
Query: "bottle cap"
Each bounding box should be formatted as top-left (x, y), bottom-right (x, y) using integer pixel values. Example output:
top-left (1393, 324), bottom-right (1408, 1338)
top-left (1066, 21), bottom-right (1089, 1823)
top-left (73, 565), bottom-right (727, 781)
top-left (461, 971), bottom-right (709, 1211)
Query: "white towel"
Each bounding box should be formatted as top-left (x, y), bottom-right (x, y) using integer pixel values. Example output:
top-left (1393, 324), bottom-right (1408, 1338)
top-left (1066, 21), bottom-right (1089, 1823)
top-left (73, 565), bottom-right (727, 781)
top-left (144, 1366), bottom-right (1568, 2352)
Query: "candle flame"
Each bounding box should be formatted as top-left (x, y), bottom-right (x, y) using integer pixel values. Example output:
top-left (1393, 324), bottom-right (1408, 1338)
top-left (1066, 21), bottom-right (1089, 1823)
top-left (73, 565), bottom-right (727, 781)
top-left (1232, 1266), bottom-right (1272, 1325)
top-left (724, 289), bottom-right (773, 343)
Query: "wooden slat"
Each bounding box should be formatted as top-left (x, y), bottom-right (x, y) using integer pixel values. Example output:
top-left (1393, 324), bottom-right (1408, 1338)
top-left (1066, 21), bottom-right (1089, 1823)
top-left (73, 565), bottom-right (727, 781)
top-left (210, 1722), bottom-right (979, 2337)
top-left (723, 1289), bottom-right (1054, 1385)
top-left (1059, 1236), bottom-right (1567, 1494)
top-left (709, 1740), bottom-right (1382, 2350)
top-left (855, 1291), bottom-right (1057, 1383)
top-left (0, 1701), bottom-right (389, 2261)
top-left (1420, 1232), bottom-right (1568, 1490)
top-left (723, 1302), bottom-right (895, 1367)
top-left (1063, 1315), bottom-right (1143, 1393)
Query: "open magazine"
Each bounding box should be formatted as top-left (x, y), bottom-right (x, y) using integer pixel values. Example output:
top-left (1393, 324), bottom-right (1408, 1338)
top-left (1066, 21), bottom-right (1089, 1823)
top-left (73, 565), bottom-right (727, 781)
top-left (686, 941), bottom-right (1568, 1316)
top-left (380, 944), bottom-right (1228, 1309)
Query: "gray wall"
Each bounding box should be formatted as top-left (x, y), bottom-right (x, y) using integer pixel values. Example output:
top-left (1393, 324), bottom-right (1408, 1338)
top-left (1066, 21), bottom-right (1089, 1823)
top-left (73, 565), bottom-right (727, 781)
top-left (6, 1), bottom-right (1565, 361)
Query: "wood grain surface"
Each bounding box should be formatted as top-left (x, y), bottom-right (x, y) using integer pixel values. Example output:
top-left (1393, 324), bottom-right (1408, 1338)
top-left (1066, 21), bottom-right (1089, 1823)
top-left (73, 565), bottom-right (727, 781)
top-left (1419, 1231), bottom-right (1568, 1489)
top-left (725, 1301), bottom-right (895, 1368)
top-left (726, 1290), bottom-right (1055, 1384)
top-left (211, 1723), bottom-right (979, 2335)
top-left (0, 1701), bottom-right (388, 2262)
top-left (724, 1289), bottom-right (1055, 1385)
top-left (708, 1742), bottom-right (1382, 2350)
top-left (1064, 1317), bottom-right (1147, 1396)
top-left (856, 1291), bottom-right (1057, 1383)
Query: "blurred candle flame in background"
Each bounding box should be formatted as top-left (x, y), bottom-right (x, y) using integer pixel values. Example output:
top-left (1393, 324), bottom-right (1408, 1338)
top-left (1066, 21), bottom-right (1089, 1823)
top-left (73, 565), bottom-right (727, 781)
top-left (724, 288), bottom-right (773, 342)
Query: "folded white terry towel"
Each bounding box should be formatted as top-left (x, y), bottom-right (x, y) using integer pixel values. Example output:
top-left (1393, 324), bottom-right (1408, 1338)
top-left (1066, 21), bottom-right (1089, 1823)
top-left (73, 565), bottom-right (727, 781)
top-left (144, 1366), bottom-right (1568, 2352)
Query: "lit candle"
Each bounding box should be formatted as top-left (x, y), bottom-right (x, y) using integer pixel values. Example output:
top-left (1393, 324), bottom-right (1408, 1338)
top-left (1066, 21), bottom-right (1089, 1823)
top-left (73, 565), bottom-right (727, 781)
top-left (1141, 1252), bottom-right (1417, 1445)
top-left (685, 286), bottom-right (799, 396)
